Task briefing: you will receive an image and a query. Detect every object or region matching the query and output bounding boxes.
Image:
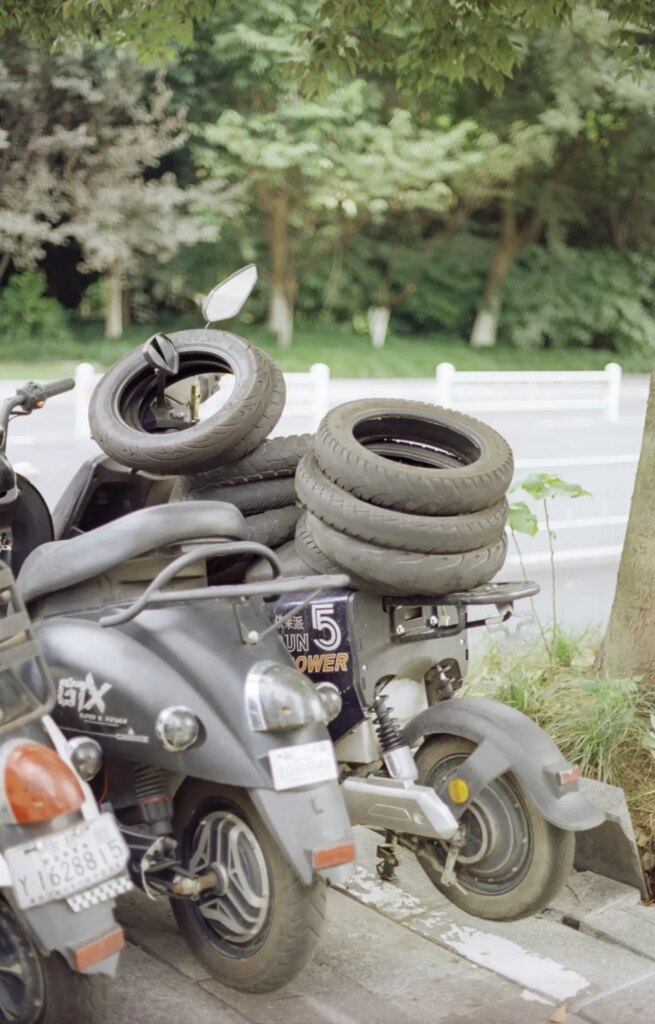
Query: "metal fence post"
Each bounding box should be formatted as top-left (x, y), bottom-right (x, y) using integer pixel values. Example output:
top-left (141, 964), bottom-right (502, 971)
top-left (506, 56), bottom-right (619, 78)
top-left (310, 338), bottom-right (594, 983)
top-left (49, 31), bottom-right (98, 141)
top-left (605, 362), bottom-right (622, 423)
top-left (435, 362), bottom-right (456, 407)
top-left (74, 362), bottom-right (96, 439)
top-left (309, 362), bottom-right (330, 429)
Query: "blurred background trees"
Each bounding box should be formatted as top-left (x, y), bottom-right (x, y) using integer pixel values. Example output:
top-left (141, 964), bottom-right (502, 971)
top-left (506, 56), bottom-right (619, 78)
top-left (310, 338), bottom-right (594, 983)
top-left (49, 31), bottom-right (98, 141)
top-left (1, 1), bottom-right (655, 359)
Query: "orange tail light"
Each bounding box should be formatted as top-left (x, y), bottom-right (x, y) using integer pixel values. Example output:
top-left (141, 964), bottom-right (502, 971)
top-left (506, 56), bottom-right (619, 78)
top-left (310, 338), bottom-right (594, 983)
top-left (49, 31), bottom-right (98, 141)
top-left (4, 742), bottom-right (84, 823)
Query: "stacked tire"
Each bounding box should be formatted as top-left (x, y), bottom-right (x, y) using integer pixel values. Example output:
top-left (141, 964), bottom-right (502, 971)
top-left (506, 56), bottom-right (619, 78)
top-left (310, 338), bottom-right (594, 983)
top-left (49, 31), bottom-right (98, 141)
top-left (293, 399), bottom-right (513, 596)
top-left (89, 330), bottom-right (515, 596)
top-left (179, 434), bottom-right (312, 551)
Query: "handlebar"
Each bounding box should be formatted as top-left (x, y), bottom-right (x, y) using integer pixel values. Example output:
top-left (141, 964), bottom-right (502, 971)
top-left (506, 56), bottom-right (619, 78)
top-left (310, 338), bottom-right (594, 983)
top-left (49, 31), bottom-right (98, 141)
top-left (15, 378), bottom-right (75, 410)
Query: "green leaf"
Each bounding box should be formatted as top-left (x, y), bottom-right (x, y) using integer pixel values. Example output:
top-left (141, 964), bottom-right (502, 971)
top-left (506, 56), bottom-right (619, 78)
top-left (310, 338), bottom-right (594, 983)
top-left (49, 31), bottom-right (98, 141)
top-left (518, 473), bottom-right (591, 501)
top-left (508, 501), bottom-right (539, 537)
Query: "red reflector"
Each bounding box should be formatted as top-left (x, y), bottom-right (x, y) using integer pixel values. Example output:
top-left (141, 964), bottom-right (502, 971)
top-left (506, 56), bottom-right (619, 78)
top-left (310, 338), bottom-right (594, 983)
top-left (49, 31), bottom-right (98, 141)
top-left (5, 742), bottom-right (84, 823)
top-left (558, 765), bottom-right (580, 786)
top-left (312, 842), bottom-right (356, 871)
top-left (74, 927), bottom-right (125, 971)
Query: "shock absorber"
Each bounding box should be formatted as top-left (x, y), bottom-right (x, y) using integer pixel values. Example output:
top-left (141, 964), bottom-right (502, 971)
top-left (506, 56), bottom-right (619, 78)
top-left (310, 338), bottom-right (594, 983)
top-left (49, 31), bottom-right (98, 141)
top-left (373, 694), bottom-right (418, 782)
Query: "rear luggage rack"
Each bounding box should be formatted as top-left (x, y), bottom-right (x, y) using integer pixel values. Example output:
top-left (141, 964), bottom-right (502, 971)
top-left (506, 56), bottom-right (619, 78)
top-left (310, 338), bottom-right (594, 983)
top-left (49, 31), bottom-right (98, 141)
top-left (99, 539), bottom-right (350, 631)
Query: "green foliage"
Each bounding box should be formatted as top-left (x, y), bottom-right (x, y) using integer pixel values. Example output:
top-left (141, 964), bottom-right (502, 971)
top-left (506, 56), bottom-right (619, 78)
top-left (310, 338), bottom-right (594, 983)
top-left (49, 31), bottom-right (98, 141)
top-left (502, 246), bottom-right (655, 354)
top-left (507, 501), bottom-right (539, 537)
top-left (0, 272), bottom-right (71, 357)
top-left (517, 473), bottom-right (591, 501)
top-left (469, 630), bottom-right (655, 788)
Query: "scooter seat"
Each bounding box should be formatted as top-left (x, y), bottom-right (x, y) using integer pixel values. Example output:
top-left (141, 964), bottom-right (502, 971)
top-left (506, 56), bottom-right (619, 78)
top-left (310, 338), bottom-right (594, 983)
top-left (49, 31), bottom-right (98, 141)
top-left (18, 501), bottom-right (247, 605)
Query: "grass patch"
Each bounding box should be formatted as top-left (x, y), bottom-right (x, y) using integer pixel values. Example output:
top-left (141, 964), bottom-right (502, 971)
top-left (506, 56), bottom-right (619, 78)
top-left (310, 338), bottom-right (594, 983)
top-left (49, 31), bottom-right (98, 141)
top-left (0, 316), bottom-right (649, 378)
top-left (469, 630), bottom-right (655, 859)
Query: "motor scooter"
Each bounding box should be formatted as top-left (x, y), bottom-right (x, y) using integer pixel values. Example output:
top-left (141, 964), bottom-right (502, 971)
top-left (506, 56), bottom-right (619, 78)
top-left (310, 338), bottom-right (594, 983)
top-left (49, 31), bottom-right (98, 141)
top-left (0, 380), bottom-right (358, 994)
top-left (0, 553), bottom-right (128, 1024)
top-left (41, 266), bottom-right (605, 924)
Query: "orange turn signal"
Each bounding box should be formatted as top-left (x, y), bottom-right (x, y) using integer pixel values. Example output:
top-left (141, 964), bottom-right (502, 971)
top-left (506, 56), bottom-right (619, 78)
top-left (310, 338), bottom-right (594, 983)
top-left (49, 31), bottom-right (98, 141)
top-left (73, 928), bottom-right (125, 972)
top-left (5, 742), bottom-right (84, 823)
top-left (312, 842), bottom-right (356, 871)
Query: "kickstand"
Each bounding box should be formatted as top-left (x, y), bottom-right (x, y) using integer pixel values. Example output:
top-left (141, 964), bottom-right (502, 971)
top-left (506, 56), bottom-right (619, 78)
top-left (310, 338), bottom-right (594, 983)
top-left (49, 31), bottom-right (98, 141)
top-left (376, 830), bottom-right (400, 883)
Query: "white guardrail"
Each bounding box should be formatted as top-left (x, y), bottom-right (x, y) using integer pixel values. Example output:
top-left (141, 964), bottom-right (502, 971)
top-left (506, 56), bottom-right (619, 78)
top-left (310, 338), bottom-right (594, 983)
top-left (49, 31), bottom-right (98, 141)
top-left (73, 359), bottom-right (624, 438)
top-left (435, 361), bottom-right (622, 422)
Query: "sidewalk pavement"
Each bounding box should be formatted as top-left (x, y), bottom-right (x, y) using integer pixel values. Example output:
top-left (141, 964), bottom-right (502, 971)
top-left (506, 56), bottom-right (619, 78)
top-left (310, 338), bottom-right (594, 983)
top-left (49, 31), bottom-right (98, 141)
top-left (108, 828), bottom-right (655, 1024)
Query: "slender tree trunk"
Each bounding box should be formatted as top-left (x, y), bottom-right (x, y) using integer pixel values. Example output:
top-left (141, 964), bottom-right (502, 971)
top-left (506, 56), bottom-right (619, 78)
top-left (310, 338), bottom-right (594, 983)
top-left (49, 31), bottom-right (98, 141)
top-left (470, 207), bottom-right (542, 348)
top-left (265, 196), bottom-right (296, 348)
top-left (0, 253), bottom-right (11, 285)
top-left (368, 305), bottom-right (391, 348)
top-left (596, 361), bottom-right (655, 684)
top-left (105, 259), bottom-right (123, 339)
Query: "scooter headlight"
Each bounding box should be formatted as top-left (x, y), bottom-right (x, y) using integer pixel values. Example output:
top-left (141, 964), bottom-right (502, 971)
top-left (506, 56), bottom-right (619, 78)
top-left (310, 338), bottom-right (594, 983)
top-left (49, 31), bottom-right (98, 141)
top-left (245, 661), bottom-right (325, 732)
top-left (155, 706), bottom-right (200, 752)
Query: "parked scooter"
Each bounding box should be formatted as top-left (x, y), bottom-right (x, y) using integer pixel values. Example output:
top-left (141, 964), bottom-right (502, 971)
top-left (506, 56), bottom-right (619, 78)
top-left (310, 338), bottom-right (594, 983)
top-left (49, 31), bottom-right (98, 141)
top-left (44, 266), bottom-right (604, 923)
top-left (0, 379), bottom-right (358, 993)
top-left (0, 555), bottom-right (128, 1024)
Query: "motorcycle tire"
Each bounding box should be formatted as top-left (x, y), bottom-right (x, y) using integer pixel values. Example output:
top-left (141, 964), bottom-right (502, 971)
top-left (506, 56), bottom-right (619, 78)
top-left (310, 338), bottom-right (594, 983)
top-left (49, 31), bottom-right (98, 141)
top-left (89, 330), bottom-right (285, 475)
top-left (414, 737), bottom-right (575, 921)
top-left (245, 505), bottom-right (301, 549)
top-left (302, 512), bottom-right (507, 596)
top-left (180, 476), bottom-right (297, 515)
top-left (313, 399), bottom-right (513, 515)
top-left (294, 515), bottom-right (340, 574)
top-left (296, 453), bottom-right (508, 554)
top-left (171, 780), bottom-right (326, 993)
top-left (183, 434), bottom-right (313, 488)
top-left (0, 900), bottom-right (110, 1024)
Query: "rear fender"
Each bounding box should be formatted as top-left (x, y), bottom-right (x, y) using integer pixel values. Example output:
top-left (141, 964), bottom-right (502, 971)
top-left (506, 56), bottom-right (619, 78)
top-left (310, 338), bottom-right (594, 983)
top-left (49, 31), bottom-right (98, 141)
top-left (404, 697), bottom-right (604, 832)
top-left (250, 779), bottom-right (355, 885)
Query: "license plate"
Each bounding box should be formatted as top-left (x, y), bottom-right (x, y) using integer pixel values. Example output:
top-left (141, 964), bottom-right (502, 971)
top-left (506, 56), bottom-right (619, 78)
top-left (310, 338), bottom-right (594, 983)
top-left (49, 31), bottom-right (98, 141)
top-left (269, 739), bottom-right (337, 791)
top-left (6, 813), bottom-right (128, 910)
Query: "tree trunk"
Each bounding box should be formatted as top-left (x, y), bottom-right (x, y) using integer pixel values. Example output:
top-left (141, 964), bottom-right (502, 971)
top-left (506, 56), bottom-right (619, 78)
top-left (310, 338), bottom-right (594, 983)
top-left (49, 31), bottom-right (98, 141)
top-left (596, 361), bottom-right (655, 684)
top-left (265, 196), bottom-right (296, 348)
top-left (0, 253), bottom-right (11, 285)
top-left (368, 305), bottom-right (391, 348)
top-left (470, 207), bottom-right (542, 349)
top-left (105, 260), bottom-right (123, 339)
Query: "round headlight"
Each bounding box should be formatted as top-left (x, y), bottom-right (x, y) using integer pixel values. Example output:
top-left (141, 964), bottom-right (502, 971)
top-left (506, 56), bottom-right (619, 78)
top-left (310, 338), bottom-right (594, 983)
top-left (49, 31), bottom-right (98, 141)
top-left (68, 736), bottom-right (103, 781)
top-left (315, 682), bottom-right (343, 724)
top-left (155, 707), bottom-right (200, 752)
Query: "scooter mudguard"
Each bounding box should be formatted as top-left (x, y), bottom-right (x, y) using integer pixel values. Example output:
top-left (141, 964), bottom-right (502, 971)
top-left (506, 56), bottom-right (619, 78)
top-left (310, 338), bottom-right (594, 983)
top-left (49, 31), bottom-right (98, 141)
top-left (404, 697), bottom-right (604, 832)
top-left (251, 780), bottom-right (355, 886)
top-left (3, 893), bottom-right (123, 975)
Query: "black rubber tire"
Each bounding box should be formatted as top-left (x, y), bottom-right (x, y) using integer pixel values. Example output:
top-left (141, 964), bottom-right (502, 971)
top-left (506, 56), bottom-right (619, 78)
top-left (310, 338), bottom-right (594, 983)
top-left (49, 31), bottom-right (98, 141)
top-left (414, 737), bottom-right (575, 921)
top-left (303, 512), bottom-right (507, 596)
top-left (183, 435), bottom-right (313, 487)
top-left (294, 515), bottom-right (341, 574)
top-left (245, 505), bottom-right (301, 549)
top-left (171, 780), bottom-right (326, 993)
top-left (0, 900), bottom-right (110, 1024)
top-left (245, 540), bottom-right (317, 583)
top-left (181, 476), bottom-right (297, 515)
top-left (313, 399), bottom-right (514, 515)
top-left (296, 453), bottom-right (508, 554)
top-left (89, 329), bottom-right (285, 475)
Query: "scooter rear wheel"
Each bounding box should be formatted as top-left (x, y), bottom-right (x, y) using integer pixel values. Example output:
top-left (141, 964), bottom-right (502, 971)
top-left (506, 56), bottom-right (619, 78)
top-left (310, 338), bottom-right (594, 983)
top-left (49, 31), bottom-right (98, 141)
top-left (414, 736), bottom-right (575, 921)
top-left (0, 900), bottom-right (110, 1024)
top-left (171, 780), bottom-right (326, 993)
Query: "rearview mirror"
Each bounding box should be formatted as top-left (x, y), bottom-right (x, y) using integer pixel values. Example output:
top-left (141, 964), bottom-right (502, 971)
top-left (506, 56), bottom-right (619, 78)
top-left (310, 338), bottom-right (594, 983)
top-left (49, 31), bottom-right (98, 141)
top-left (202, 265), bottom-right (258, 323)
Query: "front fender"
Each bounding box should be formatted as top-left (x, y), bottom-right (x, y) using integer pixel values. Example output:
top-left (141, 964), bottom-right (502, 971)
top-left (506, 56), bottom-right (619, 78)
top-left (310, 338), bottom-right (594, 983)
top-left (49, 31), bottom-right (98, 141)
top-left (404, 697), bottom-right (604, 832)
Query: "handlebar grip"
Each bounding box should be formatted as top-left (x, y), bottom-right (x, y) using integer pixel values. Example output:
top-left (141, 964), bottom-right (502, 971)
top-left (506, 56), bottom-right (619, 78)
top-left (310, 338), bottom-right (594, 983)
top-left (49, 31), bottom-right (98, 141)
top-left (40, 378), bottom-right (75, 400)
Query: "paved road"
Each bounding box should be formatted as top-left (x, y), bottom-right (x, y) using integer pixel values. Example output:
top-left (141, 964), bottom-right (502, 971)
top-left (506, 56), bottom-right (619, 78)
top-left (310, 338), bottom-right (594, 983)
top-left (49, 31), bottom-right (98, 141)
top-left (107, 828), bottom-right (655, 1024)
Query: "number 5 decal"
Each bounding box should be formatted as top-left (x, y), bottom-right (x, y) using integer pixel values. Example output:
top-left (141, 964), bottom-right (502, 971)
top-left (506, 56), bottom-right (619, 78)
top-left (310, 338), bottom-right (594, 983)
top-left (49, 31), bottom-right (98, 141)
top-left (311, 603), bottom-right (342, 652)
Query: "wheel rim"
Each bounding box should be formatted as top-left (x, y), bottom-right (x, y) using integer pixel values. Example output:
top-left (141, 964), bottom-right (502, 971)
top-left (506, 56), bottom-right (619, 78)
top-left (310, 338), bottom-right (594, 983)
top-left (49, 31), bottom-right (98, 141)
top-left (423, 753), bottom-right (534, 896)
top-left (0, 904), bottom-right (44, 1023)
top-left (188, 809), bottom-right (271, 950)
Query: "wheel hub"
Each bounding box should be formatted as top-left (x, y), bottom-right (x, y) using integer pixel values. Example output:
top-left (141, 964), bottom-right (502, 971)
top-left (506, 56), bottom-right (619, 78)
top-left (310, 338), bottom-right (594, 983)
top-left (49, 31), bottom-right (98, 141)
top-left (189, 811), bottom-right (270, 944)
